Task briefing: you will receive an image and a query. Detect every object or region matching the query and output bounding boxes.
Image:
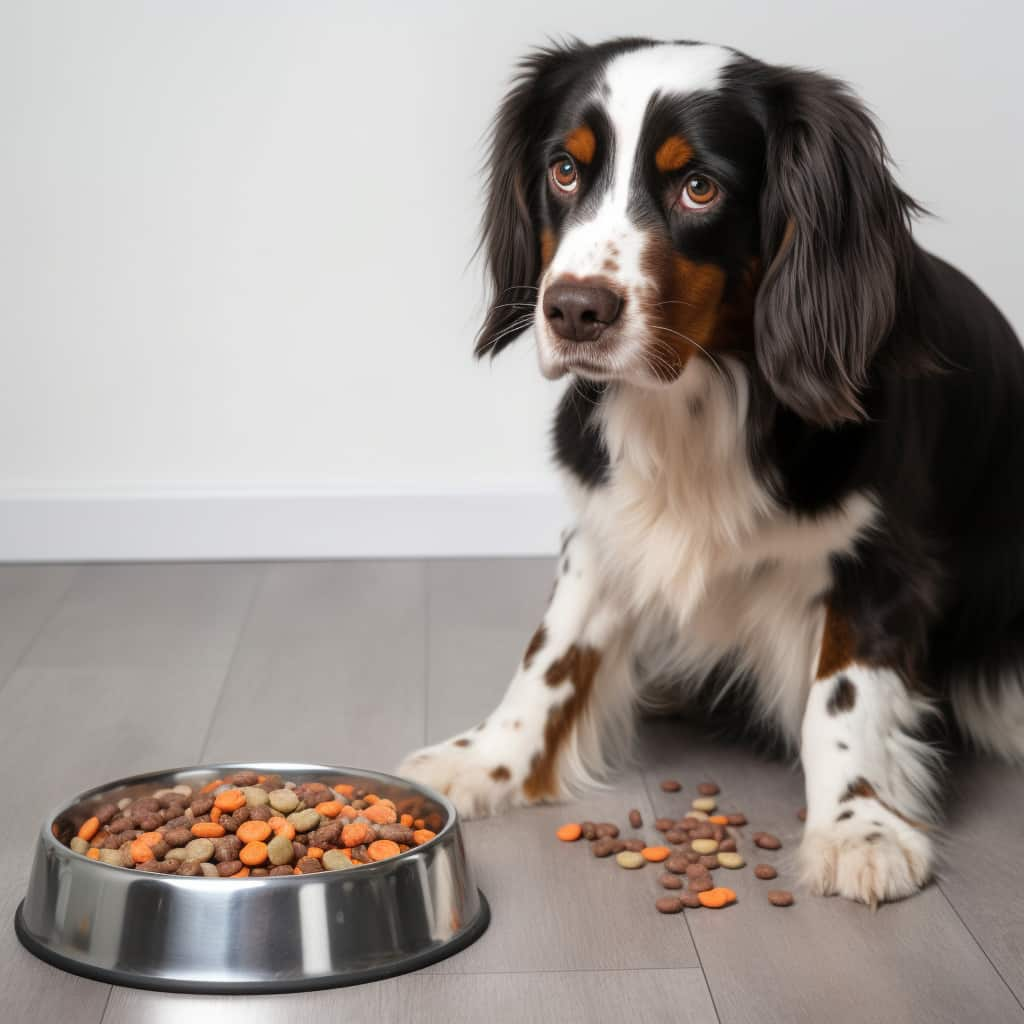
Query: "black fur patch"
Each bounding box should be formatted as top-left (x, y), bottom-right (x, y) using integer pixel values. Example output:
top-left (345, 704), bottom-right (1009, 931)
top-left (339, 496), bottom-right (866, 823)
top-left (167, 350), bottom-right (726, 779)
top-left (826, 676), bottom-right (857, 715)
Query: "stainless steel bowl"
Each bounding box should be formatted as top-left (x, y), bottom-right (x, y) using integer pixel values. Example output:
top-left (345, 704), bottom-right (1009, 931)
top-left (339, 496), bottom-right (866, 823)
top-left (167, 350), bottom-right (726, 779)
top-left (15, 762), bottom-right (489, 993)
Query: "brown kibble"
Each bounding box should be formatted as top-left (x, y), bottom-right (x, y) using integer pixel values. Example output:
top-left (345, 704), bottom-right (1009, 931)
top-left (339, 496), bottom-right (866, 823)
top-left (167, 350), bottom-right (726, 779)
top-left (622, 839), bottom-right (646, 853)
top-left (654, 818), bottom-right (675, 833)
top-left (719, 838), bottom-right (737, 853)
top-left (297, 856), bottom-right (324, 873)
top-left (217, 859), bottom-right (243, 876)
top-left (665, 830), bottom-right (687, 845)
top-left (595, 823), bottom-right (620, 839)
top-left (755, 833), bottom-right (782, 850)
top-left (697, 782), bottom-right (720, 796)
top-left (680, 891), bottom-right (702, 908)
top-left (797, 807), bottom-right (808, 822)
top-left (580, 821), bottom-right (597, 841)
top-left (591, 838), bottom-right (616, 858)
top-left (768, 889), bottom-right (794, 907)
top-left (628, 809), bottom-right (643, 829)
top-left (699, 855), bottom-right (720, 869)
top-left (726, 813), bottom-right (747, 827)
top-left (685, 863), bottom-right (710, 879)
top-left (660, 780), bottom-right (682, 793)
top-left (688, 874), bottom-right (714, 893)
top-left (665, 853), bottom-right (691, 874)
top-left (655, 896), bottom-right (684, 914)
top-left (659, 873), bottom-right (683, 890)
top-left (754, 864), bottom-right (778, 880)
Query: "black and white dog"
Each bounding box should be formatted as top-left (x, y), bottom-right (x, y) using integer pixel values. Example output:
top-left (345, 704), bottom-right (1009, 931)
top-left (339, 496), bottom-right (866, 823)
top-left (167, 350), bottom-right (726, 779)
top-left (399, 38), bottom-right (1024, 905)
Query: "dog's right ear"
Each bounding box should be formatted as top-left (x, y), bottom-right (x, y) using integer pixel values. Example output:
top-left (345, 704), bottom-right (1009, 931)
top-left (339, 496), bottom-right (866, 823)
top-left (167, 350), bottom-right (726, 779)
top-left (475, 47), bottom-right (572, 358)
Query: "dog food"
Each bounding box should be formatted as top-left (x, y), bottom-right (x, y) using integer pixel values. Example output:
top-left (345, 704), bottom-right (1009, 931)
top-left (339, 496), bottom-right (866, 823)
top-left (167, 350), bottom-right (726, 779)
top-left (555, 776), bottom-right (797, 914)
top-left (55, 771), bottom-right (442, 877)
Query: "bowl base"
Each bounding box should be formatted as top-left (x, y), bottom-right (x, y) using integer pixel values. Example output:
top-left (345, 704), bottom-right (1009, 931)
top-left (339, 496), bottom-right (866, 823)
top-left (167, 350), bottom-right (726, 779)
top-left (14, 891), bottom-right (490, 994)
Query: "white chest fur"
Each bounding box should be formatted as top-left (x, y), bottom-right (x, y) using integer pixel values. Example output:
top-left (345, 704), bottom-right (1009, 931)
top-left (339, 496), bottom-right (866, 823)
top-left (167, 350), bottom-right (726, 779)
top-left (567, 360), bottom-right (876, 740)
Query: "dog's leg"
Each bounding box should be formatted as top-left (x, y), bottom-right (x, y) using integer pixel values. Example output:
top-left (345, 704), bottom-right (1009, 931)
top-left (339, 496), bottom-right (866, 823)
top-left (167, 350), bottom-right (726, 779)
top-left (799, 608), bottom-right (941, 906)
top-left (397, 527), bottom-right (633, 818)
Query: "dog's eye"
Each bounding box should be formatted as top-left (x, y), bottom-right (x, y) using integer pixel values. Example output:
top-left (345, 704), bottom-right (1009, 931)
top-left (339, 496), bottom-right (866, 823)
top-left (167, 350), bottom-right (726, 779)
top-left (549, 156), bottom-right (579, 195)
top-left (679, 175), bottom-right (720, 210)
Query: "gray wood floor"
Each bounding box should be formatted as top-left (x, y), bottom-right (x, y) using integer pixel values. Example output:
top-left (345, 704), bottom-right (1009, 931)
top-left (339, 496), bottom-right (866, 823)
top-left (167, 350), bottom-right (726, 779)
top-left (1, 560), bottom-right (1022, 1024)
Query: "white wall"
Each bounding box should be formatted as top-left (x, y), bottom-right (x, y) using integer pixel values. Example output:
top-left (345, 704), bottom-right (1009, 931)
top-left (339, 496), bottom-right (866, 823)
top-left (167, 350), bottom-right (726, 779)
top-left (2, 0), bottom-right (1021, 559)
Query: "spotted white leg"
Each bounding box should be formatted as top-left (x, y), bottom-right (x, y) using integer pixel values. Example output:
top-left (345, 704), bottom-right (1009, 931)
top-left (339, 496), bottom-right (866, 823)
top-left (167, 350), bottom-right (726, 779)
top-left (800, 662), bottom-right (941, 906)
top-left (397, 528), bottom-right (634, 818)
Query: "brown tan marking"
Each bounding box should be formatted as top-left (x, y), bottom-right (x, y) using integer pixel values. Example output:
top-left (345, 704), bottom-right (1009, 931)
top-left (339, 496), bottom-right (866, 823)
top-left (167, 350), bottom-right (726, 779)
top-left (522, 644), bottom-right (602, 799)
top-left (839, 776), bottom-right (930, 830)
top-left (654, 134), bottom-right (694, 173)
top-left (490, 765), bottom-right (511, 782)
top-left (453, 738), bottom-right (471, 748)
top-left (564, 125), bottom-right (596, 165)
top-left (523, 624), bottom-right (547, 671)
top-left (540, 228), bottom-right (556, 272)
top-left (817, 606), bottom-right (857, 679)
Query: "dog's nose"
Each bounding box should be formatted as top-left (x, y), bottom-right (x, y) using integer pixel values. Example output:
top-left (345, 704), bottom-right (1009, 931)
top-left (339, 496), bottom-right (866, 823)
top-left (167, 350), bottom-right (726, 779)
top-left (543, 280), bottom-right (623, 342)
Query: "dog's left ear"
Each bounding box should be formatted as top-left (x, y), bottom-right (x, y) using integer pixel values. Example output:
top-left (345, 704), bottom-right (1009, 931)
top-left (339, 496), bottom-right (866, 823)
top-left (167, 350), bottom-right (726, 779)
top-left (754, 68), bottom-right (919, 425)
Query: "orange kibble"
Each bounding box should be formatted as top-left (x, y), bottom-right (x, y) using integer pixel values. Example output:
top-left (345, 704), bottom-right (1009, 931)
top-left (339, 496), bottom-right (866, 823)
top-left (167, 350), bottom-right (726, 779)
top-left (340, 805), bottom-right (358, 820)
top-left (293, 867), bottom-right (302, 875)
top-left (77, 816), bottom-right (100, 842)
top-left (708, 815), bottom-right (730, 826)
top-left (268, 817), bottom-right (296, 840)
top-left (412, 829), bottom-right (436, 846)
top-left (239, 841), bottom-right (268, 866)
top-left (333, 783), bottom-right (354, 797)
top-left (363, 803), bottom-right (397, 825)
top-left (342, 822), bottom-right (374, 848)
top-left (399, 844), bottom-right (409, 852)
top-left (306, 847), bottom-right (324, 860)
top-left (556, 823), bottom-right (583, 842)
top-left (315, 801), bottom-right (343, 818)
top-left (130, 838), bottom-right (155, 863)
top-left (87, 848), bottom-right (100, 860)
top-left (642, 846), bottom-right (671, 863)
top-left (257, 775), bottom-right (267, 784)
top-left (400, 813), bottom-right (414, 828)
top-left (191, 822), bottom-right (226, 838)
top-left (137, 831), bottom-right (163, 846)
top-left (200, 778), bottom-right (223, 795)
top-left (214, 788), bottom-right (246, 812)
top-left (236, 820), bottom-right (272, 844)
top-left (210, 806), bottom-right (222, 823)
top-left (698, 887), bottom-right (737, 909)
top-left (367, 839), bottom-right (401, 861)
top-left (364, 794), bottom-right (379, 805)
top-left (230, 866), bottom-right (251, 878)
top-left (413, 818), bottom-right (425, 830)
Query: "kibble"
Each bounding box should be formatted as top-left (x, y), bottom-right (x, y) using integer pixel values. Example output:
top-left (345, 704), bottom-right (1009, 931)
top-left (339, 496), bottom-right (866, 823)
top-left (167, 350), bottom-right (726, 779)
top-left (717, 852), bottom-right (745, 869)
top-left (628, 809), bottom-right (643, 829)
top-left (697, 782), bottom-right (720, 796)
top-left (659, 873), bottom-right (683, 890)
top-left (754, 864), bottom-right (778, 880)
top-left (698, 886), bottom-right (737, 909)
top-left (655, 896), bottom-right (684, 914)
top-left (615, 850), bottom-right (645, 869)
top-left (660, 779), bottom-right (682, 792)
top-left (57, 771), bottom-right (435, 877)
top-left (767, 889), bottom-right (795, 907)
top-left (691, 797), bottom-right (717, 813)
top-left (691, 838), bottom-right (719, 855)
top-left (754, 833), bottom-right (782, 850)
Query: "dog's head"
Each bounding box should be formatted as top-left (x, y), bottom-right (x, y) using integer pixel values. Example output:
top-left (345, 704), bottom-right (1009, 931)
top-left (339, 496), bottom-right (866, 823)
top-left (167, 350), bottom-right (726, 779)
top-left (476, 39), bottom-right (918, 424)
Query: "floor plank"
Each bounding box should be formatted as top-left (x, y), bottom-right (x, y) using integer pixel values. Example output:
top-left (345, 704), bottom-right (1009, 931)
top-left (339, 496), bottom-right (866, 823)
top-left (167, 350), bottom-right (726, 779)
top-left (430, 775), bottom-right (702, 974)
top-left (937, 755), bottom-right (1024, 1005)
top-left (21, 563), bottom-right (263, 671)
top-left (200, 561), bottom-right (428, 772)
top-left (426, 558), bottom-right (555, 743)
top-left (1, 663), bottom-right (231, 1024)
top-left (101, 968), bottom-right (717, 1024)
top-left (639, 718), bottom-right (1024, 1024)
top-left (0, 564), bottom-right (78, 685)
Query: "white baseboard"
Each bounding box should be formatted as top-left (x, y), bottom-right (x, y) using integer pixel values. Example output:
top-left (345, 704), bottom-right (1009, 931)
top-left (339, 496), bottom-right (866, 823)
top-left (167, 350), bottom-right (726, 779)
top-left (0, 490), bottom-right (570, 562)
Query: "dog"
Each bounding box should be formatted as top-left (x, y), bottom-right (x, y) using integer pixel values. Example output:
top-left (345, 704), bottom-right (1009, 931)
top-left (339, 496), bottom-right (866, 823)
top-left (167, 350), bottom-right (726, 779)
top-left (398, 38), bottom-right (1024, 906)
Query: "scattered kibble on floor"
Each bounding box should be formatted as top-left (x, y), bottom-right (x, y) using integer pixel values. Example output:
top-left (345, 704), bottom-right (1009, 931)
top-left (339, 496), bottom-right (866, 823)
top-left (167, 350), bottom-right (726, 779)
top-left (552, 780), bottom-right (799, 914)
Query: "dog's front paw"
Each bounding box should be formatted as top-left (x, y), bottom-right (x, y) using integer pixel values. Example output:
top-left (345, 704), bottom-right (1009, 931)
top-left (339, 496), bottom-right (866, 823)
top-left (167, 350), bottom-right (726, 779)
top-left (397, 733), bottom-right (531, 819)
top-left (800, 804), bottom-right (933, 906)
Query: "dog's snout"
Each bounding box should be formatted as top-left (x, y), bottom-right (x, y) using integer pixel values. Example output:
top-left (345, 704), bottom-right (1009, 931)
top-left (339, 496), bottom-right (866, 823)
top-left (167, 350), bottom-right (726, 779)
top-left (543, 279), bottom-right (623, 342)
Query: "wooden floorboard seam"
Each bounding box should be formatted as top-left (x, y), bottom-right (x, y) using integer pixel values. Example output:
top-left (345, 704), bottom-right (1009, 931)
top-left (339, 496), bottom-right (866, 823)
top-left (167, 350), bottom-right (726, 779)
top-left (641, 769), bottom-right (723, 1024)
top-left (935, 881), bottom-right (1024, 1013)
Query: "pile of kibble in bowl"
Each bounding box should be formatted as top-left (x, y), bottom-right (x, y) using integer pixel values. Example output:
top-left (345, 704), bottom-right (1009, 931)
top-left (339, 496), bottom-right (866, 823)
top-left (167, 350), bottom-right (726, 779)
top-left (556, 779), bottom-right (798, 914)
top-left (53, 771), bottom-right (444, 877)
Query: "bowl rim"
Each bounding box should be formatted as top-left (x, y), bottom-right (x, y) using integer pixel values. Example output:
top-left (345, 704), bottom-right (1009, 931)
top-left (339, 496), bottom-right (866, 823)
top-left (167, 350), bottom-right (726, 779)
top-left (42, 760), bottom-right (457, 882)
